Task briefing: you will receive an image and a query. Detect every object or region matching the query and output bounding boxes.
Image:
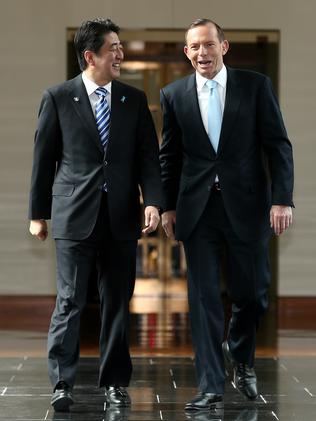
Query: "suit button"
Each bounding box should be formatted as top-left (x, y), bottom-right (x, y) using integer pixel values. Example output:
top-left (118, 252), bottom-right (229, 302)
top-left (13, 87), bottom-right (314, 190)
top-left (104, 160), bottom-right (108, 166)
top-left (207, 186), bottom-right (212, 191)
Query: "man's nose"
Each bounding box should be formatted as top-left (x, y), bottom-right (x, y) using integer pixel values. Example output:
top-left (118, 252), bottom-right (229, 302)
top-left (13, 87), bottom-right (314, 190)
top-left (116, 48), bottom-right (124, 59)
top-left (198, 45), bottom-right (207, 55)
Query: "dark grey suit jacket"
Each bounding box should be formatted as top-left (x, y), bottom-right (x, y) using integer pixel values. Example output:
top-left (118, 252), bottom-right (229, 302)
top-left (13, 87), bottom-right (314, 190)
top-left (160, 67), bottom-right (294, 241)
top-left (29, 74), bottom-right (162, 240)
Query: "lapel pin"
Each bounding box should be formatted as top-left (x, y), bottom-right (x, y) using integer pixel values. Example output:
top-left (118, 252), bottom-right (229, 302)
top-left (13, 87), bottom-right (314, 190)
top-left (120, 96), bottom-right (127, 103)
top-left (73, 97), bottom-right (79, 102)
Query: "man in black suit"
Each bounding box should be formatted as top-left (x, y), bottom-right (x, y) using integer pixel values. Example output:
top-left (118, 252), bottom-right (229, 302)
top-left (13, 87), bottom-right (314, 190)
top-left (160, 19), bottom-right (294, 411)
top-left (29, 18), bottom-right (162, 412)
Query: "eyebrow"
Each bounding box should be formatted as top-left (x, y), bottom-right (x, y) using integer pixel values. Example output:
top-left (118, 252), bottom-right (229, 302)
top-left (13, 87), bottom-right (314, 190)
top-left (109, 41), bottom-right (122, 48)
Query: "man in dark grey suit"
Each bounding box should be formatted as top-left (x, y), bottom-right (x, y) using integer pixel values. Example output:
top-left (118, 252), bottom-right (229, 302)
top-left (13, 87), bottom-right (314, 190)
top-left (29, 18), bottom-right (162, 412)
top-left (160, 19), bottom-right (294, 411)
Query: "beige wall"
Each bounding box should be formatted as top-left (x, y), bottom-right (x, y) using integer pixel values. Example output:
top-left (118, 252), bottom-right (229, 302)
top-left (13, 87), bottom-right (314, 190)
top-left (0, 0), bottom-right (314, 295)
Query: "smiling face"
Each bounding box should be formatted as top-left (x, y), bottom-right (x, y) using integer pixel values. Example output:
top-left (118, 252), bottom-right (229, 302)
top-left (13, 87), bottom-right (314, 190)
top-left (184, 23), bottom-right (229, 80)
top-left (84, 31), bottom-right (124, 85)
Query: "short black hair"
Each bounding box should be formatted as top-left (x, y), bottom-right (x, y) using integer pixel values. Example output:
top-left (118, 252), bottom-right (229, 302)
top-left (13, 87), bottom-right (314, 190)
top-left (74, 18), bottom-right (120, 71)
top-left (185, 18), bottom-right (225, 43)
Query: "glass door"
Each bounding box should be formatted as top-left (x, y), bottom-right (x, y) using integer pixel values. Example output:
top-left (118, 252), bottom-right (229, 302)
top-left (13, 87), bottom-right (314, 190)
top-left (67, 28), bottom-right (279, 290)
top-left (68, 28), bottom-right (280, 349)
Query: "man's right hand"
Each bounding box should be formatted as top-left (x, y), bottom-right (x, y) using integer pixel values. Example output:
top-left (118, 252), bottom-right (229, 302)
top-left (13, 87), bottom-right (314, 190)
top-left (29, 219), bottom-right (48, 241)
top-left (161, 210), bottom-right (176, 240)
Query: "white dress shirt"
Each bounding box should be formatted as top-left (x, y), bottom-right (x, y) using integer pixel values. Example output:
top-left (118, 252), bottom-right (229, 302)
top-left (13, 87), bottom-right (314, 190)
top-left (81, 72), bottom-right (112, 116)
top-left (196, 65), bottom-right (227, 183)
top-left (196, 65), bottom-right (227, 136)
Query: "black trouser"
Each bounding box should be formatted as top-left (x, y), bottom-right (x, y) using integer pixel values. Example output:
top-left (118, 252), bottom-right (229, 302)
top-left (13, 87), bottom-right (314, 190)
top-left (48, 194), bottom-right (137, 389)
top-left (183, 190), bottom-right (270, 393)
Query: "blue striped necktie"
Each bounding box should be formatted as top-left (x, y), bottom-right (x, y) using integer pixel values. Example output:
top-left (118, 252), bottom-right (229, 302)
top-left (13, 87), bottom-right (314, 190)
top-left (206, 80), bottom-right (222, 152)
top-left (95, 87), bottom-right (110, 149)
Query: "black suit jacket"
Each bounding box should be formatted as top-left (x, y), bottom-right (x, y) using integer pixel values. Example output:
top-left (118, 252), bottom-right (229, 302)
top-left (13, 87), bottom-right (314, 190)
top-left (29, 74), bottom-right (162, 240)
top-left (160, 67), bottom-right (294, 241)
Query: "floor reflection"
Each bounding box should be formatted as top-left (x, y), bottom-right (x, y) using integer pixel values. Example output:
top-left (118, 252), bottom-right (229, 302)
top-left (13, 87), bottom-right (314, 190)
top-left (1, 356), bottom-right (316, 420)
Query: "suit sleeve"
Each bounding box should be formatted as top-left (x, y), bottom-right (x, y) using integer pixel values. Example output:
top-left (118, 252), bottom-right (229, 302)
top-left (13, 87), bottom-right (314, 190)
top-left (137, 92), bottom-right (162, 208)
top-left (28, 90), bottom-right (61, 220)
top-left (257, 77), bottom-right (294, 206)
top-left (159, 88), bottom-right (183, 211)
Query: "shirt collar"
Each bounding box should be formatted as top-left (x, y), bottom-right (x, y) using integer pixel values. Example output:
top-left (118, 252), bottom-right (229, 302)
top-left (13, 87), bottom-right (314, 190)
top-left (196, 65), bottom-right (227, 92)
top-left (81, 72), bottom-right (112, 96)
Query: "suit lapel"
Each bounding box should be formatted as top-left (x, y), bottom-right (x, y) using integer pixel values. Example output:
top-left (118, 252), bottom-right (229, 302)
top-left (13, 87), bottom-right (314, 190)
top-left (68, 75), bottom-right (104, 154)
top-left (106, 80), bottom-right (134, 159)
top-left (105, 80), bottom-right (124, 156)
top-left (217, 68), bottom-right (241, 155)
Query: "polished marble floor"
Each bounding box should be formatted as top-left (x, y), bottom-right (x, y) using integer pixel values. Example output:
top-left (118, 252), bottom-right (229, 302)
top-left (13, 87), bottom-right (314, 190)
top-left (1, 280), bottom-right (316, 420)
top-left (1, 355), bottom-right (316, 420)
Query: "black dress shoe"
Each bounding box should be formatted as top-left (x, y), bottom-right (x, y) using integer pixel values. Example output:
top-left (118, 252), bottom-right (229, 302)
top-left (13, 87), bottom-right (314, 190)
top-left (185, 392), bottom-right (223, 411)
top-left (222, 340), bottom-right (234, 370)
top-left (51, 381), bottom-right (74, 412)
top-left (222, 341), bottom-right (258, 400)
top-left (234, 363), bottom-right (258, 400)
top-left (105, 386), bottom-right (131, 407)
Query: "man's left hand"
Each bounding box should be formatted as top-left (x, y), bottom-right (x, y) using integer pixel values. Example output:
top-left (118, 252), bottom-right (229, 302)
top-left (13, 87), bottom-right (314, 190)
top-left (270, 205), bottom-right (293, 236)
top-left (142, 206), bottom-right (160, 235)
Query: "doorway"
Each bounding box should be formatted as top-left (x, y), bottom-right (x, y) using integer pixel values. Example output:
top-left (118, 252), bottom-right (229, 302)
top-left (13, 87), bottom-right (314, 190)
top-left (68, 28), bottom-right (279, 348)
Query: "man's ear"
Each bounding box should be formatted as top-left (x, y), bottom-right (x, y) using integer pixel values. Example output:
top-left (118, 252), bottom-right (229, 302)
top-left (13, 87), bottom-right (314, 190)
top-left (84, 50), bottom-right (95, 67)
top-left (222, 40), bottom-right (229, 56)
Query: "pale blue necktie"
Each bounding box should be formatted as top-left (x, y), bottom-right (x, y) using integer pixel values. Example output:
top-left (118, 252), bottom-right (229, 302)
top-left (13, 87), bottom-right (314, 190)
top-left (95, 87), bottom-right (111, 149)
top-left (206, 80), bottom-right (222, 152)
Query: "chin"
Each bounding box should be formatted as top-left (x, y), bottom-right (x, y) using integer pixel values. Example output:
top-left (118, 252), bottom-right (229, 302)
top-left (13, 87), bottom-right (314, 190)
top-left (111, 70), bottom-right (120, 79)
top-left (204, 70), bottom-right (216, 79)
top-left (198, 70), bottom-right (211, 78)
